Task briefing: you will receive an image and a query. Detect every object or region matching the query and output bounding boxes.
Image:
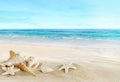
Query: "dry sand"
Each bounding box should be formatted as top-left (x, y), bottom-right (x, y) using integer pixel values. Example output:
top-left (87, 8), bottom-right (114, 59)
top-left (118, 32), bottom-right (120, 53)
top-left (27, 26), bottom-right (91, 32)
top-left (0, 43), bottom-right (120, 82)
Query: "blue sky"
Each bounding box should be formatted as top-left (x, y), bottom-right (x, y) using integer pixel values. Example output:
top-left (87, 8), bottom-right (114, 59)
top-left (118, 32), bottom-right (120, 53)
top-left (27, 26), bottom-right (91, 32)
top-left (0, 0), bottom-right (120, 29)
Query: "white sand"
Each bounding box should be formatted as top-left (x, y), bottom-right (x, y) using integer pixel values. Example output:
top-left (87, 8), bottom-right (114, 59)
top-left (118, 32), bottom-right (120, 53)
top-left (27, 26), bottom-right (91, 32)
top-left (0, 43), bottom-right (120, 82)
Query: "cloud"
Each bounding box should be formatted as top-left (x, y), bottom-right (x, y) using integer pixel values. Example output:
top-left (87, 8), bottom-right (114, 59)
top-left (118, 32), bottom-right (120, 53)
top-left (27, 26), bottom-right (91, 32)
top-left (0, 0), bottom-right (120, 29)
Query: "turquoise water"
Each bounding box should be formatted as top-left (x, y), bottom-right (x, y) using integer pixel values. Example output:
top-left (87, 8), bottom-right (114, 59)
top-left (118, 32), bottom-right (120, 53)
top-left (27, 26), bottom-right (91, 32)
top-left (0, 29), bottom-right (120, 44)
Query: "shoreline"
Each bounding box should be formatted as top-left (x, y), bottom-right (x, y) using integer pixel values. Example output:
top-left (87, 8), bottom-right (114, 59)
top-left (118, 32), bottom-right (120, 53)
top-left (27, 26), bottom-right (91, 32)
top-left (1, 39), bottom-right (120, 48)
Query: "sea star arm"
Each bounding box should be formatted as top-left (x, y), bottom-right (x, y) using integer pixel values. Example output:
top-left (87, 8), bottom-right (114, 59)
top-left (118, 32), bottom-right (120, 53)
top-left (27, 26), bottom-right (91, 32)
top-left (59, 65), bottom-right (65, 70)
top-left (1, 66), bottom-right (7, 71)
top-left (2, 71), bottom-right (10, 76)
top-left (10, 72), bottom-right (15, 75)
top-left (64, 67), bottom-right (69, 74)
top-left (70, 65), bottom-right (77, 69)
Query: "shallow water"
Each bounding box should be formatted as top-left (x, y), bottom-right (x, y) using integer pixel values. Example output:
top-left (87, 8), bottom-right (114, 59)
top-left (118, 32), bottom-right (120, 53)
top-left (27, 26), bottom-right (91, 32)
top-left (1, 29), bottom-right (120, 46)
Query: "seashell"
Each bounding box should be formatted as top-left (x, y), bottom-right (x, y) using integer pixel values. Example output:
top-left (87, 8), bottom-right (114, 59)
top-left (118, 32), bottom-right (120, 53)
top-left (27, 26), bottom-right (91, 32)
top-left (1, 50), bottom-right (36, 76)
top-left (9, 50), bottom-right (19, 59)
top-left (15, 62), bottom-right (36, 76)
top-left (25, 56), bottom-right (40, 69)
top-left (2, 50), bottom-right (24, 65)
top-left (39, 64), bottom-right (54, 73)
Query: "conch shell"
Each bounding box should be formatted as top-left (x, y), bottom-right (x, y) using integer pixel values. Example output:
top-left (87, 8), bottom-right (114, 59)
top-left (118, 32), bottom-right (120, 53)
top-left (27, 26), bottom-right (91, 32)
top-left (15, 62), bottom-right (36, 76)
top-left (1, 50), bottom-right (36, 76)
top-left (2, 50), bottom-right (24, 64)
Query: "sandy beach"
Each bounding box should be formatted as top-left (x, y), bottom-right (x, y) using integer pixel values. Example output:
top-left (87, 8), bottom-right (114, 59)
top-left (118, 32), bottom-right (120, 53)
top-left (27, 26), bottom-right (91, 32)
top-left (0, 0), bottom-right (119, 81)
top-left (0, 43), bottom-right (120, 82)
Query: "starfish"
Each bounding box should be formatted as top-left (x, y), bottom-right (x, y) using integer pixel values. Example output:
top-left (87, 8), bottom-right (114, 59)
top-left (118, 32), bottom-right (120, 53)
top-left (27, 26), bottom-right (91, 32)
top-left (1, 65), bottom-right (20, 76)
top-left (59, 63), bottom-right (77, 74)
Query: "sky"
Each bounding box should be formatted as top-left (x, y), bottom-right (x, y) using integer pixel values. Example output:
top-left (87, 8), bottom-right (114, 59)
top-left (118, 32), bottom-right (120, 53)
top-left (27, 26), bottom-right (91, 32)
top-left (0, 0), bottom-right (120, 29)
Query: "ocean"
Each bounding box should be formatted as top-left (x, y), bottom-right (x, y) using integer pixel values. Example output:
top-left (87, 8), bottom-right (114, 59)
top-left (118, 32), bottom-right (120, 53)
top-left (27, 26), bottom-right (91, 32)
top-left (0, 29), bottom-right (120, 45)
